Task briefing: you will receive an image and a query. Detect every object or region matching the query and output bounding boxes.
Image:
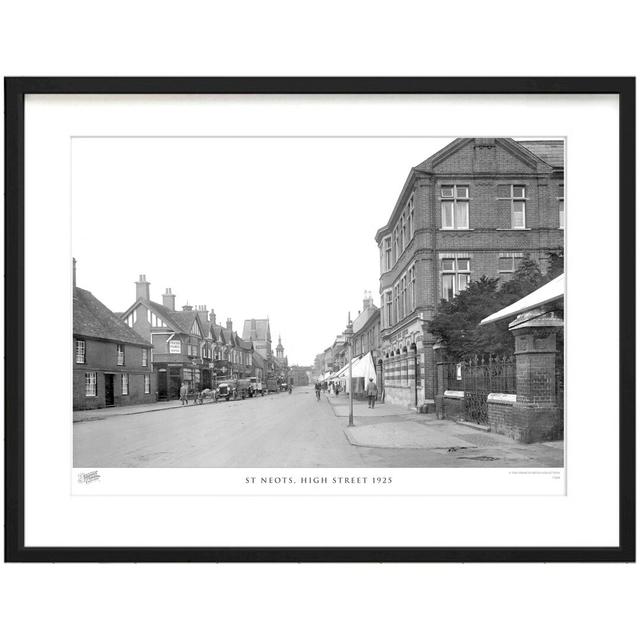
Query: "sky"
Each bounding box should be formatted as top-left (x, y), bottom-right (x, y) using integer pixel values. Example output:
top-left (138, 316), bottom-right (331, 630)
top-left (72, 136), bottom-right (454, 365)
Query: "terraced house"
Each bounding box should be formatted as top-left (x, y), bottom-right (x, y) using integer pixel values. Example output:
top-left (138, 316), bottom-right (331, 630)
top-left (121, 277), bottom-right (211, 399)
top-left (73, 265), bottom-right (155, 410)
top-left (375, 137), bottom-right (564, 408)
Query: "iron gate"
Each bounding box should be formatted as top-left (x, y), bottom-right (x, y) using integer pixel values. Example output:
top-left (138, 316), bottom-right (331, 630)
top-left (445, 355), bottom-right (516, 426)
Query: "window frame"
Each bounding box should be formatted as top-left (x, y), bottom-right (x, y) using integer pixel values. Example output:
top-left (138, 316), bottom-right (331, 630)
top-left (121, 373), bottom-right (129, 395)
top-left (75, 339), bottom-right (86, 364)
top-left (441, 256), bottom-right (471, 301)
top-left (440, 184), bottom-right (470, 230)
top-left (84, 371), bottom-right (97, 397)
top-left (116, 343), bottom-right (125, 366)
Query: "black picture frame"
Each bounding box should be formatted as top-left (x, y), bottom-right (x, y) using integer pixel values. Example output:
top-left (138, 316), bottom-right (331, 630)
top-left (4, 77), bottom-right (636, 563)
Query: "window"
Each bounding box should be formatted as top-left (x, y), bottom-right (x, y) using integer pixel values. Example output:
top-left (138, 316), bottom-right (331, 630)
top-left (149, 311), bottom-right (167, 327)
top-left (498, 184), bottom-right (527, 229)
top-left (75, 339), bottom-right (86, 364)
top-left (384, 237), bottom-right (392, 271)
top-left (408, 192), bottom-right (414, 238)
top-left (400, 213), bottom-right (406, 252)
top-left (441, 257), bottom-right (471, 301)
top-left (384, 291), bottom-right (392, 327)
top-left (409, 265), bottom-right (416, 311)
top-left (400, 275), bottom-right (407, 319)
top-left (512, 200), bottom-right (526, 228)
top-left (142, 348), bottom-right (148, 367)
top-left (117, 344), bottom-right (125, 366)
top-left (559, 198), bottom-right (565, 229)
top-left (440, 185), bottom-right (469, 229)
top-left (144, 374), bottom-right (151, 394)
top-left (121, 374), bottom-right (129, 395)
top-left (393, 283), bottom-right (400, 324)
top-left (498, 254), bottom-right (523, 273)
top-left (124, 309), bottom-right (137, 328)
top-left (85, 372), bottom-right (97, 397)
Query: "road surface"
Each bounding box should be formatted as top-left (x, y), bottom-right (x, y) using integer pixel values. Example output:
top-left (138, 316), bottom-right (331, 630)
top-left (73, 387), bottom-right (563, 468)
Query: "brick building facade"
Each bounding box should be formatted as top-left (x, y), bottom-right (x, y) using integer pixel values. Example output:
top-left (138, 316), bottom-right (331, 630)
top-left (121, 277), bottom-right (211, 399)
top-left (375, 138), bottom-right (564, 408)
top-left (74, 279), bottom-right (155, 411)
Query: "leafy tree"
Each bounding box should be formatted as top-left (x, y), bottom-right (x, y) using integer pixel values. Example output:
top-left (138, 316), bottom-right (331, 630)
top-left (428, 252), bottom-right (563, 359)
top-left (544, 248), bottom-right (564, 281)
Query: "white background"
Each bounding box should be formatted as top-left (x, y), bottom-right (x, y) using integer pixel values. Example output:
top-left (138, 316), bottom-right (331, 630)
top-left (28, 94), bottom-right (601, 546)
top-left (1, 2), bottom-right (638, 640)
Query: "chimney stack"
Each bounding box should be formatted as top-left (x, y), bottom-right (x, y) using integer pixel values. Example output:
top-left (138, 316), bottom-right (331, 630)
top-left (162, 288), bottom-right (176, 311)
top-left (226, 318), bottom-right (233, 330)
top-left (182, 303), bottom-right (193, 312)
top-left (196, 305), bottom-right (209, 326)
top-left (209, 309), bottom-right (217, 325)
top-left (135, 274), bottom-right (150, 301)
top-left (363, 289), bottom-right (373, 310)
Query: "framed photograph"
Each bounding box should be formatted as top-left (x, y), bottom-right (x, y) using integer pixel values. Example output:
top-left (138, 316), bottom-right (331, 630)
top-left (5, 77), bottom-right (635, 562)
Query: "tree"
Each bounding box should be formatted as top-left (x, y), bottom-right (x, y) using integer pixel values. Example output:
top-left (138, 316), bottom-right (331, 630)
top-left (428, 254), bottom-right (562, 359)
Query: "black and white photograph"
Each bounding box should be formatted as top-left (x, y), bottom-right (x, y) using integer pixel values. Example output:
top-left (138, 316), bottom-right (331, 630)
top-left (72, 135), bottom-right (565, 471)
top-left (7, 79), bottom-right (632, 563)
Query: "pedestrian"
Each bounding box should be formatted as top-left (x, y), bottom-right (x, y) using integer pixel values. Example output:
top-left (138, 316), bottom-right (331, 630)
top-left (179, 382), bottom-right (188, 406)
top-left (335, 383), bottom-right (340, 397)
top-left (315, 381), bottom-right (321, 401)
top-left (366, 377), bottom-right (378, 409)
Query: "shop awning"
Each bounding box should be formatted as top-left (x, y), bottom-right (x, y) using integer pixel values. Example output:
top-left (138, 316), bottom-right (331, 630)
top-left (337, 353), bottom-right (375, 379)
top-left (479, 274), bottom-right (565, 325)
top-left (330, 355), bottom-right (363, 380)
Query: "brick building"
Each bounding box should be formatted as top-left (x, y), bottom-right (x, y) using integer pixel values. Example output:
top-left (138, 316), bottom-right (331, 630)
top-left (74, 274), bottom-right (155, 410)
top-left (121, 277), bottom-right (211, 399)
top-left (288, 366), bottom-right (311, 386)
top-left (375, 137), bottom-right (564, 408)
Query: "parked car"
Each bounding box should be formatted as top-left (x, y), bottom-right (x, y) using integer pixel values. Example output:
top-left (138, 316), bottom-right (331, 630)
top-left (248, 376), bottom-right (265, 397)
top-left (217, 380), bottom-right (238, 401)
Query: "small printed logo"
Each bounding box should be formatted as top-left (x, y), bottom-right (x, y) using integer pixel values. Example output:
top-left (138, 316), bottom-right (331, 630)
top-left (77, 470), bottom-right (101, 484)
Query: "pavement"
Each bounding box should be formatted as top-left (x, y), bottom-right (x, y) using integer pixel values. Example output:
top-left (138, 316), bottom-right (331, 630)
top-left (325, 392), bottom-right (564, 466)
top-left (73, 398), bottom-right (215, 423)
top-left (73, 387), bottom-right (564, 468)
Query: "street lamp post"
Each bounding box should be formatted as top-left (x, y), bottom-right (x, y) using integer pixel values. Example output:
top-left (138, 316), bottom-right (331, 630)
top-left (344, 313), bottom-right (354, 427)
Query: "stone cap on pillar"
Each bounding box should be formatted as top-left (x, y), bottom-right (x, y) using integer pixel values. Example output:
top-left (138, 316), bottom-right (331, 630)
top-left (509, 309), bottom-right (564, 333)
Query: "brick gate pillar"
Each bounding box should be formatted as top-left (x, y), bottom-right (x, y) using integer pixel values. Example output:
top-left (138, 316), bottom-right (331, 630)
top-left (509, 311), bottom-right (564, 443)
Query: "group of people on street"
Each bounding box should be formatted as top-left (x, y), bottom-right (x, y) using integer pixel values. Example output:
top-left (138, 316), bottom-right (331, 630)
top-left (314, 377), bottom-right (378, 408)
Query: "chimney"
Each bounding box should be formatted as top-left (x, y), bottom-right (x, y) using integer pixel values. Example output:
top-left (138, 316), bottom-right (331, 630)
top-left (226, 318), bottom-right (233, 330)
top-left (183, 303), bottom-right (193, 312)
top-left (209, 309), bottom-right (217, 325)
top-left (135, 274), bottom-right (150, 301)
top-left (73, 257), bottom-right (77, 288)
top-left (196, 304), bottom-right (209, 326)
top-left (363, 289), bottom-right (373, 310)
top-left (162, 288), bottom-right (176, 311)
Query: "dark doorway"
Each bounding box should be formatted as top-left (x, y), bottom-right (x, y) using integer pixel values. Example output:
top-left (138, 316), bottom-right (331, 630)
top-left (104, 374), bottom-right (115, 407)
top-left (169, 368), bottom-right (182, 399)
top-left (157, 370), bottom-right (168, 400)
top-left (202, 369), bottom-right (211, 389)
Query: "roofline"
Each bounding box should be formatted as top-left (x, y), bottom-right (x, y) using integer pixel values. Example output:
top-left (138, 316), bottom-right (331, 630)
top-left (73, 332), bottom-right (152, 348)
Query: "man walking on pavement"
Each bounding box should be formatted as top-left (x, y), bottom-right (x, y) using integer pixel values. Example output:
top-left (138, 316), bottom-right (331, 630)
top-left (179, 382), bottom-right (188, 406)
top-left (366, 377), bottom-right (378, 409)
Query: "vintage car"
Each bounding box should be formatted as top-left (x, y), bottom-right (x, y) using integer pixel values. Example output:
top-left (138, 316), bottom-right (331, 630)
top-left (217, 380), bottom-right (239, 401)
